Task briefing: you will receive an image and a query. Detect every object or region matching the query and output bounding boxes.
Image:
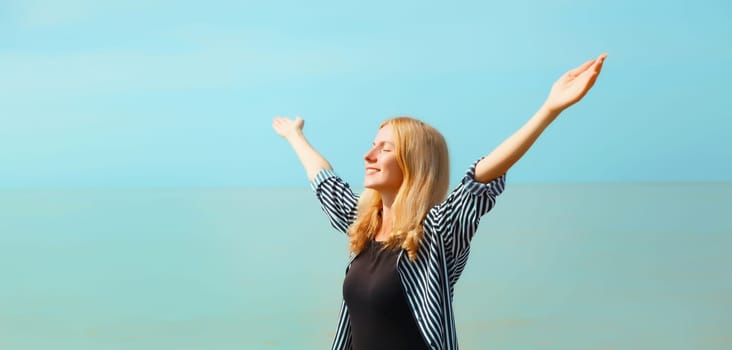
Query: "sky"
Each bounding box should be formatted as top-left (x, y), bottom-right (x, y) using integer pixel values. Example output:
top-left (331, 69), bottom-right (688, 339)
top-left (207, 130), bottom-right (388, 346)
top-left (0, 0), bottom-right (730, 188)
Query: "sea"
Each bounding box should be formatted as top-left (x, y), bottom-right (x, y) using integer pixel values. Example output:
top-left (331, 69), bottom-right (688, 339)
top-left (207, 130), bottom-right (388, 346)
top-left (1, 183), bottom-right (730, 350)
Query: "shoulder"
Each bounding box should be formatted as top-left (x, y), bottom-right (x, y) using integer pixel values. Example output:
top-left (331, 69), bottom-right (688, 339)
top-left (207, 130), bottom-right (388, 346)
top-left (310, 168), bottom-right (340, 191)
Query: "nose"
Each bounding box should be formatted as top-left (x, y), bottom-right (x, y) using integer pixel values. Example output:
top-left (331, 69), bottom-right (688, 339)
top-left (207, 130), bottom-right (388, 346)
top-left (364, 147), bottom-right (377, 162)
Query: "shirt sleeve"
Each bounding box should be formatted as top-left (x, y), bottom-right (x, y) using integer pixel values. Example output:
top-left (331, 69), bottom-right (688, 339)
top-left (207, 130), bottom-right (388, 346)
top-left (310, 169), bottom-right (360, 234)
top-left (429, 159), bottom-right (506, 257)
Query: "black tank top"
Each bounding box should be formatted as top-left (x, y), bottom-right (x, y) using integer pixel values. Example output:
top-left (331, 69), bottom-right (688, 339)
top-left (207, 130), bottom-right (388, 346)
top-left (342, 239), bottom-right (429, 350)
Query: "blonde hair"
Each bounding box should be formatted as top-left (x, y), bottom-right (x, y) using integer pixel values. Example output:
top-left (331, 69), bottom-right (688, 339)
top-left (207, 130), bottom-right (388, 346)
top-left (347, 116), bottom-right (450, 261)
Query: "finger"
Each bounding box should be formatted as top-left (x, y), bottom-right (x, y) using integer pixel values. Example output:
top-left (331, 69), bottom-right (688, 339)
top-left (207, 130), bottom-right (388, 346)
top-left (577, 64), bottom-right (599, 83)
top-left (574, 64), bottom-right (601, 94)
top-left (294, 116), bottom-right (304, 130)
top-left (581, 54), bottom-right (607, 84)
top-left (273, 117), bottom-right (289, 128)
top-left (592, 53), bottom-right (607, 73)
top-left (567, 59), bottom-right (595, 77)
top-left (577, 53), bottom-right (607, 79)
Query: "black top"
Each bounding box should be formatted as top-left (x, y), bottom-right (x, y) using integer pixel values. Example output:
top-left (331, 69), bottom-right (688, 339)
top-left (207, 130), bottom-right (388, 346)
top-left (342, 239), bottom-right (428, 350)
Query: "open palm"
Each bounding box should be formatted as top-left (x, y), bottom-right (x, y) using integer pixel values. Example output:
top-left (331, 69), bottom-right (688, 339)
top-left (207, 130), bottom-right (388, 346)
top-left (544, 53), bottom-right (607, 113)
top-left (272, 116), bottom-right (304, 139)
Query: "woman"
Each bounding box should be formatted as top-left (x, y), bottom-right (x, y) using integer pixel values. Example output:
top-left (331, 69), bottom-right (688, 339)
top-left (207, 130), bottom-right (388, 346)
top-left (272, 53), bottom-right (607, 350)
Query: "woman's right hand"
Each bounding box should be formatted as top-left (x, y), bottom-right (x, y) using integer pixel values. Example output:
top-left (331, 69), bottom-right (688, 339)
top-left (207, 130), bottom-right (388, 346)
top-left (272, 115), bottom-right (332, 180)
top-left (272, 116), bottom-right (305, 139)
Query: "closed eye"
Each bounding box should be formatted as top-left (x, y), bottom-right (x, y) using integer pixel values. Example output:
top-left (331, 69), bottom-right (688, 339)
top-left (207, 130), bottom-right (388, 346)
top-left (371, 141), bottom-right (395, 152)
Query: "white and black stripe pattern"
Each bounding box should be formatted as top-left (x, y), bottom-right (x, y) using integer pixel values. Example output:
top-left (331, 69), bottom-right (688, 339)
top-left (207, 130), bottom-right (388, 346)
top-left (311, 159), bottom-right (506, 350)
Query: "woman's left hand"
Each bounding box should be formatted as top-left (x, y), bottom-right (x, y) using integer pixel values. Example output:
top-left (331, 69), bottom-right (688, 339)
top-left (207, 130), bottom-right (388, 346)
top-left (543, 53), bottom-right (607, 113)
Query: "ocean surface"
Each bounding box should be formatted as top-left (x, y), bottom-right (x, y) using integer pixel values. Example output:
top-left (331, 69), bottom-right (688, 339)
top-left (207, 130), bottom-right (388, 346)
top-left (1, 183), bottom-right (730, 350)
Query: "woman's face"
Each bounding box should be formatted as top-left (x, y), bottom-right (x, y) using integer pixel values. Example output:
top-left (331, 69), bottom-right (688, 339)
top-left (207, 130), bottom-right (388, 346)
top-left (363, 124), bottom-right (403, 195)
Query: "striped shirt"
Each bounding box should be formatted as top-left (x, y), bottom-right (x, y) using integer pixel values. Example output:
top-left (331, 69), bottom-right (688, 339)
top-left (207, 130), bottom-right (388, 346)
top-left (310, 160), bottom-right (506, 350)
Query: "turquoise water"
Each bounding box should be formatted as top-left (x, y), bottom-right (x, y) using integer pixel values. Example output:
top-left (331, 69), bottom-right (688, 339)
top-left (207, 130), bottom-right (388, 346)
top-left (1, 183), bottom-right (730, 349)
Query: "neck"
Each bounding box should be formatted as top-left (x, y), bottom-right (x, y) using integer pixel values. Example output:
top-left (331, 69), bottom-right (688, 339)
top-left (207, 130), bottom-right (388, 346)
top-left (377, 191), bottom-right (396, 241)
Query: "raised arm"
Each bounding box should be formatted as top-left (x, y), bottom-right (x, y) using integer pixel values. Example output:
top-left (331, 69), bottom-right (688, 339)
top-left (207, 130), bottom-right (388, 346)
top-left (475, 53), bottom-right (607, 183)
top-left (272, 116), bottom-right (332, 181)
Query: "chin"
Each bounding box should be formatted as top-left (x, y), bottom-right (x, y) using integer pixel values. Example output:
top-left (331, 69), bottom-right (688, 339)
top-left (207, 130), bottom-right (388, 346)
top-left (363, 181), bottom-right (383, 191)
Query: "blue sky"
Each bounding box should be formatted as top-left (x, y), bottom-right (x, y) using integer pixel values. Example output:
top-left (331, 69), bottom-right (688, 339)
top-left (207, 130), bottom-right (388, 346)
top-left (1, 0), bottom-right (730, 188)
